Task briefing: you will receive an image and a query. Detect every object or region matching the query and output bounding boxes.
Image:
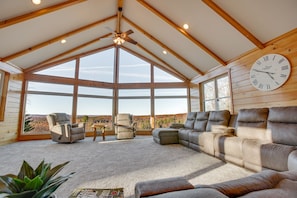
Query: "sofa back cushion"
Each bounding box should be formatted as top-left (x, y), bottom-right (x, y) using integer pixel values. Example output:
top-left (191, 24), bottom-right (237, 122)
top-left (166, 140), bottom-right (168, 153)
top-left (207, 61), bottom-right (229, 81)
top-left (236, 108), bottom-right (269, 139)
top-left (193, 112), bottom-right (209, 131)
top-left (267, 106), bottom-right (297, 146)
top-left (206, 110), bottom-right (230, 132)
top-left (184, 112), bottom-right (197, 129)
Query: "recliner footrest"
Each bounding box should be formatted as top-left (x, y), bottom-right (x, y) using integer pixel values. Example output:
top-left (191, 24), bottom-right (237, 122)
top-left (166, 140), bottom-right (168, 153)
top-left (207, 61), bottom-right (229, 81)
top-left (152, 128), bottom-right (179, 145)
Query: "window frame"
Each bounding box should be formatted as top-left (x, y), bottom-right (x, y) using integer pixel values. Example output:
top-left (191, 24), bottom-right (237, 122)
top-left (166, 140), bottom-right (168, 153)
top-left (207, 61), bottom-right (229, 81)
top-left (0, 70), bottom-right (9, 121)
top-left (201, 73), bottom-right (232, 112)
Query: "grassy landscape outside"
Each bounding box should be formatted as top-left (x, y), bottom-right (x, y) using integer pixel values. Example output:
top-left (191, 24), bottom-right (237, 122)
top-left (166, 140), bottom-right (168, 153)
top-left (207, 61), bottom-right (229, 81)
top-left (23, 113), bottom-right (187, 134)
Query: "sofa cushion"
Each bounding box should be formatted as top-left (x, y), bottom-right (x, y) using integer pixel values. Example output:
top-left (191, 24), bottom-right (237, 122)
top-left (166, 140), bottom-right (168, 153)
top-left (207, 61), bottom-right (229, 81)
top-left (243, 140), bottom-right (295, 171)
top-left (197, 170), bottom-right (283, 197)
top-left (236, 108), bottom-right (269, 139)
top-left (193, 112), bottom-right (209, 131)
top-left (288, 150), bottom-right (297, 171)
top-left (184, 112), bottom-right (197, 129)
top-left (134, 177), bottom-right (194, 198)
top-left (239, 179), bottom-right (297, 198)
top-left (236, 108), bottom-right (268, 128)
top-left (268, 106), bottom-right (297, 146)
top-left (147, 188), bottom-right (228, 198)
top-left (206, 110), bottom-right (231, 132)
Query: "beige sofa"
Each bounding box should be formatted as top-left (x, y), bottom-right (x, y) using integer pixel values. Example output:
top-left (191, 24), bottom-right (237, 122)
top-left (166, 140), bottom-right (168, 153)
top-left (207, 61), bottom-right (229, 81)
top-left (145, 106), bottom-right (297, 197)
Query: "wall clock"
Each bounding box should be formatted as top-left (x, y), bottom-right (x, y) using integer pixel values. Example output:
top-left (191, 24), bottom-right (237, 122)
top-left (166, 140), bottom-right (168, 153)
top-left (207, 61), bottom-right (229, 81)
top-left (249, 54), bottom-right (291, 91)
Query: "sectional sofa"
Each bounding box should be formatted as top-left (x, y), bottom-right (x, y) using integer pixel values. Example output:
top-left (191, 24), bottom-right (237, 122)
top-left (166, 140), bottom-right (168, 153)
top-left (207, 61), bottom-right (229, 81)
top-left (137, 106), bottom-right (297, 197)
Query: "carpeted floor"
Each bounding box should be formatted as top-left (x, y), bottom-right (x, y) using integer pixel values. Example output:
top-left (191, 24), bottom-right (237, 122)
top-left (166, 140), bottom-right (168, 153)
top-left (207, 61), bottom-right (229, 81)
top-left (0, 136), bottom-right (253, 197)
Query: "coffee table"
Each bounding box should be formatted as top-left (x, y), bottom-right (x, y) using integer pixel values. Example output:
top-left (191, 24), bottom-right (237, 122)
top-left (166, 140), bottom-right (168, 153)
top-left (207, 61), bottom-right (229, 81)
top-left (91, 123), bottom-right (106, 141)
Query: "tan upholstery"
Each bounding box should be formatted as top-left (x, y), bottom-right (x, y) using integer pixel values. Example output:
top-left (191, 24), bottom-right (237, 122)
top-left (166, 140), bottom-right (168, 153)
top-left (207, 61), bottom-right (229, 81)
top-left (114, 113), bottom-right (136, 139)
top-left (46, 113), bottom-right (85, 143)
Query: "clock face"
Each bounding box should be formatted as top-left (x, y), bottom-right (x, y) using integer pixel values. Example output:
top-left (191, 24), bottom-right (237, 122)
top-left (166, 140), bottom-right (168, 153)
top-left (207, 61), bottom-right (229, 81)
top-left (250, 54), bottom-right (291, 91)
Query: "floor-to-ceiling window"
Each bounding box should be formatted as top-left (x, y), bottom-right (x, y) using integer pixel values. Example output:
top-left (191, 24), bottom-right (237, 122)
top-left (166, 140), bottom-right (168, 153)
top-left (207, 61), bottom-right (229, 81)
top-left (21, 47), bottom-right (189, 137)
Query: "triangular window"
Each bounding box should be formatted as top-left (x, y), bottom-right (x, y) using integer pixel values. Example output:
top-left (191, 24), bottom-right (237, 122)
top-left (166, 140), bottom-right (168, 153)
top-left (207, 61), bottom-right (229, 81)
top-left (154, 67), bottom-right (183, 82)
top-left (34, 60), bottom-right (76, 78)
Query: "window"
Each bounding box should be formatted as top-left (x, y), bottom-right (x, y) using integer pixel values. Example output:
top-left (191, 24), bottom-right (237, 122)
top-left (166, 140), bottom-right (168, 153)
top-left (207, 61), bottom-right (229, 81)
top-left (0, 70), bottom-right (9, 121)
top-left (119, 50), bottom-right (150, 83)
top-left (24, 82), bottom-right (74, 134)
top-left (154, 88), bottom-right (187, 128)
top-left (79, 49), bottom-right (114, 83)
top-left (34, 60), bottom-right (76, 78)
top-left (202, 75), bottom-right (231, 112)
top-left (77, 86), bottom-right (113, 131)
top-left (118, 89), bottom-right (151, 130)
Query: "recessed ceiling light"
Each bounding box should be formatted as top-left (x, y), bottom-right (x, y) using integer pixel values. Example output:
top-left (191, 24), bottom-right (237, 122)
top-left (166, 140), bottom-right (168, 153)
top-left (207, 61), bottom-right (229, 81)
top-left (32, 0), bottom-right (41, 5)
top-left (163, 50), bottom-right (167, 55)
top-left (183, 24), bottom-right (189, 30)
top-left (61, 39), bottom-right (67, 44)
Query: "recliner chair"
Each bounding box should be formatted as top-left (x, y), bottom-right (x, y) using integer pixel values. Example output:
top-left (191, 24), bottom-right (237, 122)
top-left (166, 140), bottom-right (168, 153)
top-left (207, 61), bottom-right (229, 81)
top-left (46, 113), bottom-right (85, 143)
top-left (114, 113), bottom-right (137, 139)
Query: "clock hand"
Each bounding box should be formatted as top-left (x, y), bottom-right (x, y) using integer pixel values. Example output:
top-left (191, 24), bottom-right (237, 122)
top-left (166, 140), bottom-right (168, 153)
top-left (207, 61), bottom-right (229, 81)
top-left (253, 69), bottom-right (275, 75)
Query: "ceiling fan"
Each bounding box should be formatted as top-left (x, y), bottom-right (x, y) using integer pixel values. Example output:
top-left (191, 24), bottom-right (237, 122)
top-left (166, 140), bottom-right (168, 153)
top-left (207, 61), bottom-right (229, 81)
top-left (111, 1), bottom-right (137, 45)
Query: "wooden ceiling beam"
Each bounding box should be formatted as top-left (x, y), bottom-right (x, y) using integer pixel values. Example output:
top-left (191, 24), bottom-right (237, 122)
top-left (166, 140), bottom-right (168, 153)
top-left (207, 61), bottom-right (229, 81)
top-left (123, 16), bottom-right (203, 76)
top-left (202, 0), bottom-right (264, 49)
top-left (1, 15), bottom-right (116, 62)
top-left (123, 45), bottom-right (189, 82)
top-left (137, 0), bottom-right (226, 66)
top-left (25, 33), bottom-right (113, 73)
top-left (0, 0), bottom-right (87, 29)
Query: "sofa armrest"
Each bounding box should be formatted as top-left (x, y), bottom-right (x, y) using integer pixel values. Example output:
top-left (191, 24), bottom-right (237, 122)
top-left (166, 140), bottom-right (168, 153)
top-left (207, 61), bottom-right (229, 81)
top-left (169, 123), bottom-right (184, 129)
top-left (135, 177), bottom-right (194, 198)
top-left (288, 150), bottom-right (297, 171)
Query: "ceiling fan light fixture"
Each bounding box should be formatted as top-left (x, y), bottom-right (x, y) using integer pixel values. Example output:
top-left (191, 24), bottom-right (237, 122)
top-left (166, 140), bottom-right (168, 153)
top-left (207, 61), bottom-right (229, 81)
top-left (113, 37), bottom-right (125, 45)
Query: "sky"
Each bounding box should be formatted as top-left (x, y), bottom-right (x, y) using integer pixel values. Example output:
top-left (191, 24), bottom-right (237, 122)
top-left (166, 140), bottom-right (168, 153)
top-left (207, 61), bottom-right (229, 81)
top-left (26, 48), bottom-right (187, 116)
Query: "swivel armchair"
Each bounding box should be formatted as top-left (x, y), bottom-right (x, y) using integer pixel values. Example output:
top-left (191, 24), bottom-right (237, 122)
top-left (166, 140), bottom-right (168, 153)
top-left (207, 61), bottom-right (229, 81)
top-left (46, 113), bottom-right (85, 143)
top-left (114, 113), bottom-right (137, 139)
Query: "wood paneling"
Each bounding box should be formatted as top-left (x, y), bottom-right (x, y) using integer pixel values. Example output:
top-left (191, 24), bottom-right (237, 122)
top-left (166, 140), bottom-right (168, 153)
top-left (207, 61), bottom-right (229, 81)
top-left (0, 79), bottom-right (22, 145)
top-left (195, 30), bottom-right (297, 113)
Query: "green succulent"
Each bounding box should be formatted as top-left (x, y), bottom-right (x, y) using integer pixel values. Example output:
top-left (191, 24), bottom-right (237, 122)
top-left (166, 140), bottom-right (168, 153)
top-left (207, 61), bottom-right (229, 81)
top-left (0, 160), bottom-right (75, 198)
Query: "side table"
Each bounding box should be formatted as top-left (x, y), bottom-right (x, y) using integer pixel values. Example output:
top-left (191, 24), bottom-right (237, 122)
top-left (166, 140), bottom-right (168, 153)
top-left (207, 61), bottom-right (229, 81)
top-left (91, 123), bottom-right (106, 141)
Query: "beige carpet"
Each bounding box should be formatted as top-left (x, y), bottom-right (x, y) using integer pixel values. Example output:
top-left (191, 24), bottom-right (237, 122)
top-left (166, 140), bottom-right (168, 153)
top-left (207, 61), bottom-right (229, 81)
top-left (0, 136), bottom-right (253, 197)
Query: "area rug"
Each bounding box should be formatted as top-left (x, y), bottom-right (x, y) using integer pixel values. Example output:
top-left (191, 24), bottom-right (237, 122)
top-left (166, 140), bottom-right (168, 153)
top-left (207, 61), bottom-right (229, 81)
top-left (0, 136), bottom-right (253, 197)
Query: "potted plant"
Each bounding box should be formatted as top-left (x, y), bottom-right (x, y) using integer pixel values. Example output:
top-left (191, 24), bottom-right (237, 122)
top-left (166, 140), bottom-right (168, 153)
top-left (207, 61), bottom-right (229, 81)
top-left (0, 160), bottom-right (74, 198)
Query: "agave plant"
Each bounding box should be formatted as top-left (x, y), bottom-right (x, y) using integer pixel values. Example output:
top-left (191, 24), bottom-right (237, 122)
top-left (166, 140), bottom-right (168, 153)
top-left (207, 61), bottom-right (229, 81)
top-left (0, 160), bottom-right (75, 198)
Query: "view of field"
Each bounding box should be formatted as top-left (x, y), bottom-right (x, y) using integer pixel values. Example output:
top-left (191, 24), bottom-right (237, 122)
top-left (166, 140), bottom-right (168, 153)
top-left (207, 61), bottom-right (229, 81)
top-left (23, 113), bottom-right (187, 134)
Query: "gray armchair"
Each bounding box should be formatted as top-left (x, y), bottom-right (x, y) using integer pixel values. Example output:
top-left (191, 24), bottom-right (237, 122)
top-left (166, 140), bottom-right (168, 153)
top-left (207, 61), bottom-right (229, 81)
top-left (114, 113), bottom-right (137, 139)
top-left (46, 113), bottom-right (85, 143)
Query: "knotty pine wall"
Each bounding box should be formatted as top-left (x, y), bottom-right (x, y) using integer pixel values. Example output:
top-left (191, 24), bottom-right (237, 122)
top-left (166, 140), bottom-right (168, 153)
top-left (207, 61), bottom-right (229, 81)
top-left (0, 77), bottom-right (22, 145)
top-left (193, 29), bottom-right (297, 114)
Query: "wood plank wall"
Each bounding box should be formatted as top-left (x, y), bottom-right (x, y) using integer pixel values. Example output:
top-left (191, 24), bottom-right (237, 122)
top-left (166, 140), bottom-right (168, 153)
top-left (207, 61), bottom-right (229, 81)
top-left (194, 30), bottom-right (297, 114)
top-left (0, 78), bottom-right (22, 145)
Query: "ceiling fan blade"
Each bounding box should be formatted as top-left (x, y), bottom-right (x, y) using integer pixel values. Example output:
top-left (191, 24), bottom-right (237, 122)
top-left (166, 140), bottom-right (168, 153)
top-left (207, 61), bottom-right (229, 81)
top-left (125, 29), bottom-right (134, 35)
top-left (125, 37), bottom-right (137, 45)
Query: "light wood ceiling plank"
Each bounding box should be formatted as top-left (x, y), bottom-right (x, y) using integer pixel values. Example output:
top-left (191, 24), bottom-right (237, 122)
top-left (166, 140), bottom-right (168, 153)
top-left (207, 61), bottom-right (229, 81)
top-left (137, 0), bottom-right (226, 66)
top-left (0, 0), bottom-right (87, 29)
top-left (123, 16), bottom-right (203, 75)
top-left (202, 0), bottom-right (264, 49)
top-left (1, 15), bottom-right (116, 62)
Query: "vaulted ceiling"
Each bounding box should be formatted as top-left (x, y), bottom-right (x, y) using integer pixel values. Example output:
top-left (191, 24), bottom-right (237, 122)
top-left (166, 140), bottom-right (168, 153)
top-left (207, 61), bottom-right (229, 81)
top-left (1, 0), bottom-right (297, 81)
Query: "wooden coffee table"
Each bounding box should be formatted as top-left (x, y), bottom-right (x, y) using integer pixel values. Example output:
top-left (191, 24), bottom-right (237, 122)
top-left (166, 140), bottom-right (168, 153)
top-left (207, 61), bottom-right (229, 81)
top-left (91, 123), bottom-right (106, 141)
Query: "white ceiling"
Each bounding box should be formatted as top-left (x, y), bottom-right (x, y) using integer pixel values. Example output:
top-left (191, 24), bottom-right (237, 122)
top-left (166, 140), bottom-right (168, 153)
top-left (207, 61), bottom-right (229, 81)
top-left (1, 0), bottom-right (297, 80)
